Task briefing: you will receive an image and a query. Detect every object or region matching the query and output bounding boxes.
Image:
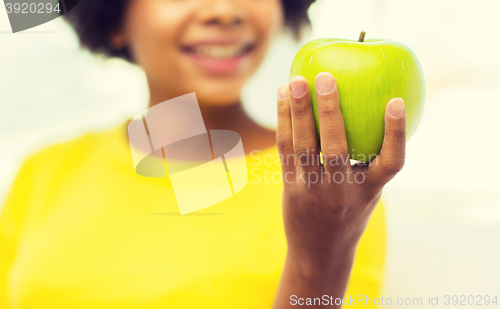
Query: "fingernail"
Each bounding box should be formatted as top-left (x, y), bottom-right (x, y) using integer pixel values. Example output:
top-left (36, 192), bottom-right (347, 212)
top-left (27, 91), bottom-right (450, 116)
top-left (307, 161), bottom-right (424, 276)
top-left (289, 77), bottom-right (308, 98)
top-left (316, 72), bottom-right (335, 95)
top-left (277, 84), bottom-right (288, 100)
top-left (389, 99), bottom-right (405, 118)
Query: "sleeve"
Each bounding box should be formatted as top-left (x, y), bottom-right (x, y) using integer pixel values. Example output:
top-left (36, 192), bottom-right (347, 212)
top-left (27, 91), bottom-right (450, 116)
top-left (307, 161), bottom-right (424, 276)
top-left (0, 158), bottom-right (35, 308)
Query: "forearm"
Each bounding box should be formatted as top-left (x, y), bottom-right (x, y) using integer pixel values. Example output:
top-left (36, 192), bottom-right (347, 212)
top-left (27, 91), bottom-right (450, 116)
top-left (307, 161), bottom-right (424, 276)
top-left (273, 244), bottom-right (357, 308)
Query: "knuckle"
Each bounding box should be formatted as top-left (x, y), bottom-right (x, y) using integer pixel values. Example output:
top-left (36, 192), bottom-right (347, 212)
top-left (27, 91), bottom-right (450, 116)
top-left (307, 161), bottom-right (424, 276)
top-left (381, 157), bottom-right (405, 175)
top-left (294, 147), bottom-right (316, 167)
top-left (388, 129), bottom-right (406, 140)
top-left (276, 137), bottom-right (293, 153)
top-left (277, 101), bottom-right (290, 117)
top-left (319, 104), bottom-right (340, 118)
top-left (291, 101), bottom-right (310, 118)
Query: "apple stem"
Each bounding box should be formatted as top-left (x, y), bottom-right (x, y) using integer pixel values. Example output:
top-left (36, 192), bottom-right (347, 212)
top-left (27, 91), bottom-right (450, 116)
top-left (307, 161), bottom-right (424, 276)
top-left (358, 31), bottom-right (366, 42)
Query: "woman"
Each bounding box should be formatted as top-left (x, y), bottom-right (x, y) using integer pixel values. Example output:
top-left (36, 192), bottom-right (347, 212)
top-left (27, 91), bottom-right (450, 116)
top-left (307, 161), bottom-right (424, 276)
top-left (0, 0), bottom-right (407, 308)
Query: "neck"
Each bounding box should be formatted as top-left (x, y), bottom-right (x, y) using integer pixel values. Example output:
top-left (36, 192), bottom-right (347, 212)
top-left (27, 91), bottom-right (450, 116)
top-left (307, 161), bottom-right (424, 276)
top-left (147, 87), bottom-right (276, 153)
top-left (198, 101), bottom-right (254, 132)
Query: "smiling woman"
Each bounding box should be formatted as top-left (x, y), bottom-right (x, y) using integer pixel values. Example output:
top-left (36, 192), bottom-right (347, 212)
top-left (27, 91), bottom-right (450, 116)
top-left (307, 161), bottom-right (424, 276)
top-left (64, 0), bottom-right (314, 106)
top-left (64, 0), bottom-right (313, 59)
top-left (0, 0), bottom-right (392, 308)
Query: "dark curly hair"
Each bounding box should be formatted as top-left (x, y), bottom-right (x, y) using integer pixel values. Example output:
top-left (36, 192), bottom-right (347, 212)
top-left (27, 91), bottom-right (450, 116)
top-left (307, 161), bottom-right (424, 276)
top-left (64, 0), bottom-right (316, 62)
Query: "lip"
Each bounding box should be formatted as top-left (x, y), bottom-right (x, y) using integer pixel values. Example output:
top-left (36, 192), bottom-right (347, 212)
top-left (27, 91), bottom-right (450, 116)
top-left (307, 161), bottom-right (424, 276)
top-left (180, 39), bottom-right (254, 76)
top-left (182, 38), bottom-right (254, 46)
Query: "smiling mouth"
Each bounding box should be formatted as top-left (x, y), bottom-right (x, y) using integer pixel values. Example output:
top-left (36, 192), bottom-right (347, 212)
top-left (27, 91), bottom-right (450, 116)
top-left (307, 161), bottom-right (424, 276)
top-left (180, 43), bottom-right (254, 59)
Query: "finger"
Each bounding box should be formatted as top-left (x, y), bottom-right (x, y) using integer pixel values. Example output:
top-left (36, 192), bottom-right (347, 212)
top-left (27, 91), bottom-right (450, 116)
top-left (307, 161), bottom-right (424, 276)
top-left (276, 84), bottom-right (296, 174)
top-left (289, 75), bottom-right (321, 174)
top-left (315, 72), bottom-right (350, 173)
top-left (368, 98), bottom-right (406, 184)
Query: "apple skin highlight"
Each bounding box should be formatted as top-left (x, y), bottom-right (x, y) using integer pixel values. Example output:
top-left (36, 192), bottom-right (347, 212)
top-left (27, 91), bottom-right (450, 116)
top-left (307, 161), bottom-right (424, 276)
top-left (290, 36), bottom-right (425, 162)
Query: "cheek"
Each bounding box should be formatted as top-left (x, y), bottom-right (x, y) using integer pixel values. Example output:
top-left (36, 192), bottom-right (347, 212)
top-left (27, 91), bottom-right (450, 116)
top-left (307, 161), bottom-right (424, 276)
top-left (123, 0), bottom-right (192, 71)
top-left (252, 0), bottom-right (284, 40)
top-left (247, 1), bottom-right (284, 63)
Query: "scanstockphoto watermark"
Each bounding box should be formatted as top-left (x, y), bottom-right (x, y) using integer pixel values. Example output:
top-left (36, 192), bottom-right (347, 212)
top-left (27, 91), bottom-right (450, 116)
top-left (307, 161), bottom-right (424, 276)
top-left (3, 0), bottom-right (80, 33)
top-left (290, 294), bottom-right (424, 306)
top-left (249, 150), bottom-right (379, 186)
top-left (290, 294), bottom-right (500, 306)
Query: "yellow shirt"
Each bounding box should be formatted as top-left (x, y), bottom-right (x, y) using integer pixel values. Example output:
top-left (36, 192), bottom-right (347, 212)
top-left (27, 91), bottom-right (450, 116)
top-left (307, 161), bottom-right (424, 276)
top-left (0, 122), bottom-right (385, 308)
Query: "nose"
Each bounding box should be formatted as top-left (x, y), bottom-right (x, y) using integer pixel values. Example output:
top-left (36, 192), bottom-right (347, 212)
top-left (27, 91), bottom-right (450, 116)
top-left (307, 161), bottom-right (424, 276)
top-left (197, 0), bottom-right (246, 29)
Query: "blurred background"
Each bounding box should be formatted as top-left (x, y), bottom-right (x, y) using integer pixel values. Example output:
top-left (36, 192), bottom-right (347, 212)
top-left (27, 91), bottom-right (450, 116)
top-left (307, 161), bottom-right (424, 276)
top-left (1, 0), bottom-right (500, 307)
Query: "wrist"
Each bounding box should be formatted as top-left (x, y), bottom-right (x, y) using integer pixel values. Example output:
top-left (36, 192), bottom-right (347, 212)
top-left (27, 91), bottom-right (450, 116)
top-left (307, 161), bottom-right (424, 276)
top-left (286, 240), bottom-right (358, 283)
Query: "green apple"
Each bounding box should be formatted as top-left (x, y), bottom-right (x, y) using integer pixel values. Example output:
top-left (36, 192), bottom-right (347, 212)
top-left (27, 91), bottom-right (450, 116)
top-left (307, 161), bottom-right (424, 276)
top-left (290, 32), bottom-right (425, 162)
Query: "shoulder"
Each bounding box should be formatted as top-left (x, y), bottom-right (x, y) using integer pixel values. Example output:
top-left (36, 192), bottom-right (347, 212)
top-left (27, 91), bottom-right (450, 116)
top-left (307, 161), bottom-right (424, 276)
top-left (24, 129), bottom-right (104, 175)
top-left (14, 123), bottom-right (126, 188)
top-left (0, 123), bottom-right (131, 238)
top-left (1, 123), bottom-right (126, 218)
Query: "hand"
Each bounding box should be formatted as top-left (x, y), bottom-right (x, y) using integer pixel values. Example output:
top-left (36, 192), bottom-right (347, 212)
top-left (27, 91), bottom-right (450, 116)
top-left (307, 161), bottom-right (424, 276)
top-left (273, 72), bottom-right (406, 307)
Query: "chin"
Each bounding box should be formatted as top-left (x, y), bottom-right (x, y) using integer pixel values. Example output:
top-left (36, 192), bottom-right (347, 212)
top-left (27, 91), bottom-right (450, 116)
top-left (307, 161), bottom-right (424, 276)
top-left (194, 90), bottom-right (241, 106)
top-left (189, 81), bottom-right (245, 106)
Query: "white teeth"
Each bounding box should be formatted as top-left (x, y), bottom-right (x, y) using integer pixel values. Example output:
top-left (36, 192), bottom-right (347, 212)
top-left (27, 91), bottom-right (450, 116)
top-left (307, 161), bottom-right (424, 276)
top-left (194, 44), bottom-right (247, 59)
